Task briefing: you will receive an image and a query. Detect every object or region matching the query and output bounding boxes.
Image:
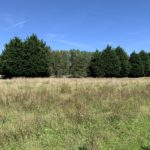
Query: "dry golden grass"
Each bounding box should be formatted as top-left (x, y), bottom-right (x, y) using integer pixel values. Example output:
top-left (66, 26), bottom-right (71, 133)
top-left (0, 78), bottom-right (150, 150)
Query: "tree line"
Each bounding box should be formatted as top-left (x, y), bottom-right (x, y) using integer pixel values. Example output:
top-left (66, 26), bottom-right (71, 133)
top-left (0, 34), bottom-right (150, 78)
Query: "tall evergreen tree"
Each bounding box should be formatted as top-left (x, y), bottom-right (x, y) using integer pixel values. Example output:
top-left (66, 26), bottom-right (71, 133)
top-left (0, 55), bottom-right (2, 74)
top-left (139, 50), bottom-right (150, 76)
top-left (0, 37), bottom-right (24, 77)
top-left (101, 45), bottom-right (121, 77)
top-left (23, 34), bottom-right (51, 77)
top-left (1, 34), bottom-right (51, 77)
top-left (48, 50), bottom-right (55, 76)
top-left (115, 46), bottom-right (130, 77)
top-left (129, 51), bottom-right (144, 77)
top-left (88, 50), bottom-right (104, 77)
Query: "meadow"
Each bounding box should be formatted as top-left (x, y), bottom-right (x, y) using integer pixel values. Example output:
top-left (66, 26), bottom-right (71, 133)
top-left (0, 78), bottom-right (150, 150)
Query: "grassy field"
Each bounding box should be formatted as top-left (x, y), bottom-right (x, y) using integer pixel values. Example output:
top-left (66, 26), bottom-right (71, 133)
top-left (0, 78), bottom-right (150, 150)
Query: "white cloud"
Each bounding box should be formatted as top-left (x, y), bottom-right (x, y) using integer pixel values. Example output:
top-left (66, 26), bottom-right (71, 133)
top-left (57, 39), bottom-right (89, 49)
top-left (45, 33), bottom-right (90, 49)
top-left (46, 33), bottom-right (58, 38)
top-left (13, 20), bottom-right (28, 28)
top-left (0, 13), bottom-right (29, 31)
top-left (46, 33), bottom-right (65, 39)
top-left (3, 19), bottom-right (29, 31)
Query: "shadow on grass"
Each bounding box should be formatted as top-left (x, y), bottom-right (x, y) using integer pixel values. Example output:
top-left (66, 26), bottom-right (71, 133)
top-left (141, 146), bottom-right (150, 150)
top-left (78, 146), bottom-right (88, 150)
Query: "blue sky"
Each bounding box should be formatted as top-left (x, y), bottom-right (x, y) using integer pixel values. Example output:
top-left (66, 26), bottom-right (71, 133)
top-left (0, 0), bottom-right (150, 53)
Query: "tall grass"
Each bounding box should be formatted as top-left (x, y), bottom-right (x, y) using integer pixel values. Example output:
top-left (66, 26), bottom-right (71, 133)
top-left (0, 78), bottom-right (150, 150)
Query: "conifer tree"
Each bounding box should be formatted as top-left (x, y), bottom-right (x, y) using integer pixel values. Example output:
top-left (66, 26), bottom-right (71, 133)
top-left (1, 34), bottom-right (51, 77)
top-left (0, 37), bottom-right (24, 77)
top-left (88, 50), bottom-right (104, 77)
top-left (129, 51), bottom-right (144, 77)
top-left (0, 55), bottom-right (2, 75)
top-left (101, 45), bottom-right (121, 77)
top-left (115, 46), bottom-right (130, 77)
top-left (23, 34), bottom-right (51, 77)
top-left (139, 50), bottom-right (150, 76)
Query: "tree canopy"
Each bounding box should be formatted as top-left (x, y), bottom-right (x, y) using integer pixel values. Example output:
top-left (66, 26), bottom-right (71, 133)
top-left (129, 51), bottom-right (144, 77)
top-left (115, 46), bottom-right (130, 77)
top-left (1, 34), bottom-right (51, 77)
top-left (0, 35), bottom-right (150, 78)
top-left (101, 45), bottom-right (121, 77)
top-left (88, 50), bottom-right (104, 77)
top-left (139, 50), bottom-right (150, 76)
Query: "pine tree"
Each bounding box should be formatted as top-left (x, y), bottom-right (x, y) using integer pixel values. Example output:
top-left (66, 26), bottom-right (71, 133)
top-left (88, 50), bottom-right (104, 77)
top-left (1, 34), bottom-right (51, 77)
top-left (139, 50), bottom-right (150, 76)
top-left (101, 45), bottom-right (121, 77)
top-left (23, 34), bottom-right (51, 77)
top-left (115, 46), bottom-right (130, 77)
top-left (0, 37), bottom-right (24, 77)
top-left (129, 51), bottom-right (144, 77)
top-left (0, 55), bottom-right (2, 75)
